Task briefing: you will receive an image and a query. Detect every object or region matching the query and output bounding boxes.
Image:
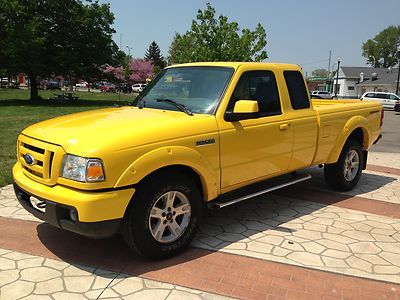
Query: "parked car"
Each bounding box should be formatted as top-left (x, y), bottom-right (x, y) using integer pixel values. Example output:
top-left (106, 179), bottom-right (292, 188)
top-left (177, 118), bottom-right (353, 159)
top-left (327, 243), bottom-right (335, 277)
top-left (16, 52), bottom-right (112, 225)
top-left (116, 83), bottom-right (132, 93)
top-left (75, 81), bottom-right (89, 88)
top-left (46, 79), bottom-right (61, 90)
top-left (394, 100), bottom-right (400, 112)
top-left (310, 90), bottom-right (334, 99)
top-left (9, 81), bottom-right (20, 89)
top-left (99, 82), bottom-right (115, 93)
top-left (1, 78), bottom-right (9, 88)
top-left (92, 82), bottom-right (102, 89)
top-left (360, 92), bottom-right (400, 110)
top-left (13, 62), bottom-right (383, 259)
top-left (132, 83), bottom-right (147, 93)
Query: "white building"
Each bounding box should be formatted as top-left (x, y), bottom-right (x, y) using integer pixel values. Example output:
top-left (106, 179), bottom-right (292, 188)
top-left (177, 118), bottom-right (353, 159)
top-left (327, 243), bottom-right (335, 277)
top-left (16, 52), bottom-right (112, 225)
top-left (333, 66), bottom-right (399, 98)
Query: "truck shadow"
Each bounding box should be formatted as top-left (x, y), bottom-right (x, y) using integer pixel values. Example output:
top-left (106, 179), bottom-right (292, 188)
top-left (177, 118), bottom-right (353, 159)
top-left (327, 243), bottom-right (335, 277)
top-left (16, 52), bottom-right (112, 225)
top-left (301, 167), bottom-right (397, 196)
top-left (36, 168), bottom-right (398, 278)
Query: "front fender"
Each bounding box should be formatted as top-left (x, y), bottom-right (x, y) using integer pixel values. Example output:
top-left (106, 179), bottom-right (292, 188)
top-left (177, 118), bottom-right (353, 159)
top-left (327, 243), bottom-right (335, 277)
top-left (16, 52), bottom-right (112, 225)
top-left (114, 146), bottom-right (219, 200)
top-left (326, 116), bottom-right (371, 164)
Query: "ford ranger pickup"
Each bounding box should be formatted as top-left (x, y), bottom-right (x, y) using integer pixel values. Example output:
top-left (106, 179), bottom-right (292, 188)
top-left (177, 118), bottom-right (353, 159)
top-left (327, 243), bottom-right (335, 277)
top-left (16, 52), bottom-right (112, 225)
top-left (13, 62), bottom-right (383, 259)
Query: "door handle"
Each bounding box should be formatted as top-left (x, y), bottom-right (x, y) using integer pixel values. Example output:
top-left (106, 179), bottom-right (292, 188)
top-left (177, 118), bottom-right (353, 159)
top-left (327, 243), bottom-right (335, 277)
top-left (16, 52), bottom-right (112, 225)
top-left (279, 123), bottom-right (290, 131)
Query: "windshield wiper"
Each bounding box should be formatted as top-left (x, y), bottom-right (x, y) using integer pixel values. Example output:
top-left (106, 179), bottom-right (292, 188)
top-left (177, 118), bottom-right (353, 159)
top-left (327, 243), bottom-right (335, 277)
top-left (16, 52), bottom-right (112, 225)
top-left (156, 98), bottom-right (194, 116)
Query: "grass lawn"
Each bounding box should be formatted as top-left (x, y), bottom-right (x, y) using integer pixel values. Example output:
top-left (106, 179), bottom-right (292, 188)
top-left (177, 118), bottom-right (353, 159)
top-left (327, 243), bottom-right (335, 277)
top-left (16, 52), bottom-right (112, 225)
top-left (0, 88), bottom-right (136, 187)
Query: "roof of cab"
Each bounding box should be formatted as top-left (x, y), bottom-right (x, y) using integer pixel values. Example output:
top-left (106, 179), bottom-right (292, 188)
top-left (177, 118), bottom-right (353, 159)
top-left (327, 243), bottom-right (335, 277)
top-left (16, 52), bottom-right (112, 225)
top-left (166, 61), bottom-right (302, 71)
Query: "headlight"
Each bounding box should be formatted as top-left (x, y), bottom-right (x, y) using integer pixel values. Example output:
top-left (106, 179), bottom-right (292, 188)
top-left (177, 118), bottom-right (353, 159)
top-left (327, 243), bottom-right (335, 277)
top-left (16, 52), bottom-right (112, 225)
top-left (61, 154), bottom-right (105, 182)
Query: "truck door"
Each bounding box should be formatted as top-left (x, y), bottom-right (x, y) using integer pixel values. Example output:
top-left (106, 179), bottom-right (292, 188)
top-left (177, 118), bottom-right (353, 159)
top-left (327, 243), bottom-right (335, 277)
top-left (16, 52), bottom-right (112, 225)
top-left (218, 70), bottom-right (294, 189)
top-left (283, 71), bottom-right (318, 170)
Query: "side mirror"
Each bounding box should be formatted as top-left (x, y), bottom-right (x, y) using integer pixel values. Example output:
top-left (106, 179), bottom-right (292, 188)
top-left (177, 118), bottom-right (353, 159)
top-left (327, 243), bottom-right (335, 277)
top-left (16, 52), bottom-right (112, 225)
top-left (224, 100), bottom-right (259, 122)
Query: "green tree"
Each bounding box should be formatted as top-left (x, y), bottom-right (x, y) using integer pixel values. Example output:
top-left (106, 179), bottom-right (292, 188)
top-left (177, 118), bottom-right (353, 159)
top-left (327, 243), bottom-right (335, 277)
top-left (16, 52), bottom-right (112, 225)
top-left (0, 0), bottom-right (119, 100)
top-left (362, 26), bottom-right (400, 68)
top-left (168, 3), bottom-right (268, 64)
top-left (144, 41), bottom-right (166, 74)
top-left (311, 68), bottom-right (329, 78)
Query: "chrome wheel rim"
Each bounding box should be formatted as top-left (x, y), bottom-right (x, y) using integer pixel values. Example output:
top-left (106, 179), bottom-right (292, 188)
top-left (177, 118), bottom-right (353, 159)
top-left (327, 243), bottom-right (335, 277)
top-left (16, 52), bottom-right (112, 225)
top-left (148, 191), bottom-right (191, 243)
top-left (344, 150), bottom-right (359, 182)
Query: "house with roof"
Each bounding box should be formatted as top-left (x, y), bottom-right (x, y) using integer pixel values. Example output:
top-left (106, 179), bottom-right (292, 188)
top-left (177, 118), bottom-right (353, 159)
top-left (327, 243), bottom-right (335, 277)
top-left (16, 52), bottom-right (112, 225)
top-left (356, 69), bottom-right (399, 96)
top-left (333, 66), bottom-right (399, 98)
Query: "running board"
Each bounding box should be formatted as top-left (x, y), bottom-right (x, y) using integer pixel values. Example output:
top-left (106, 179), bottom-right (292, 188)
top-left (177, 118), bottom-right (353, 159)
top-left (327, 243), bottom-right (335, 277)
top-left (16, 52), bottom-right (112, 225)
top-left (208, 173), bottom-right (312, 209)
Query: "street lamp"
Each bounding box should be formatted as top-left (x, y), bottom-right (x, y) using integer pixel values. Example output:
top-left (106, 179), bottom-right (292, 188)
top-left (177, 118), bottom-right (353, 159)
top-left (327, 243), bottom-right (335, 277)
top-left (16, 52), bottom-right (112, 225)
top-left (369, 55), bottom-right (376, 67)
top-left (126, 46), bottom-right (133, 59)
top-left (335, 57), bottom-right (341, 98)
top-left (396, 45), bottom-right (400, 96)
top-left (125, 45), bottom-right (133, 79)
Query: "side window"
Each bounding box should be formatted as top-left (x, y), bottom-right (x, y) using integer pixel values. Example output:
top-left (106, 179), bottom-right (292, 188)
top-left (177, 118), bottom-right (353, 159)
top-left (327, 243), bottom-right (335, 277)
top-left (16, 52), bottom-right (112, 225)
top-left (390, 94), bottom-right (399, 100)
top-left (284, 71), bottom-right (310, 110)
top-left (365, 93), bottom-right (375, 97)
top-left (227, 71), bottom-right (281, 116)
top-left (377, 93), bottom-right (388, 99)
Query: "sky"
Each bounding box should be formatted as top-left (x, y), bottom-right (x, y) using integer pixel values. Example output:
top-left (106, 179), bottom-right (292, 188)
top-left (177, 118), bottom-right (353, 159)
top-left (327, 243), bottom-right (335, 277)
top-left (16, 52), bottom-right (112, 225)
top-left (100, 0), bottom-right (400, 75)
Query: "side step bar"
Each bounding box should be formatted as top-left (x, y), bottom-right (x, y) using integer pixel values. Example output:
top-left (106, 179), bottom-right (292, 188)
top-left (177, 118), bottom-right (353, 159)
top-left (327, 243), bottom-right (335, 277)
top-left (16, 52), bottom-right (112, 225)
top-left (208, 174), bottom-right (311, 209)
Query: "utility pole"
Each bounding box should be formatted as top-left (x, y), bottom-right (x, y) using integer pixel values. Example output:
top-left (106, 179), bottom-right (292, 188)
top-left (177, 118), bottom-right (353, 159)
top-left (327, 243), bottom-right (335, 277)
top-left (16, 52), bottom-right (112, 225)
top-left (335, 57), bottom-right (341, 98)
top-left (396, 46), bottom-right (400, 96)
top-left (327, 50), bottom-right (331, 92)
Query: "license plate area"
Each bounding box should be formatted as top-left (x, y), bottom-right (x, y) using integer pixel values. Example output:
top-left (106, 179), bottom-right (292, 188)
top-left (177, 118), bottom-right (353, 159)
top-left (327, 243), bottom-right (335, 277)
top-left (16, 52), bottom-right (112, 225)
top-left (30, 196), bottom-right (46, 213)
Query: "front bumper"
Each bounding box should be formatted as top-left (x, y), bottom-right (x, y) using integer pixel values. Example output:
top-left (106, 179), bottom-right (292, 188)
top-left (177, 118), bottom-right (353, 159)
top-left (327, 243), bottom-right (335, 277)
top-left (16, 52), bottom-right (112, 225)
top-left (13, 163), bottom-right (135, 238)
top-left (13, 183), bottom-right (121, 238)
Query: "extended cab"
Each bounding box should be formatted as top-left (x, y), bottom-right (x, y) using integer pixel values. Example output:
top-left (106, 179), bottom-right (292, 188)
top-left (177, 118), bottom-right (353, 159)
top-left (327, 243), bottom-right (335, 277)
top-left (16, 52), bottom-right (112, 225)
top-left (13, 62), bottom-right (383, 259)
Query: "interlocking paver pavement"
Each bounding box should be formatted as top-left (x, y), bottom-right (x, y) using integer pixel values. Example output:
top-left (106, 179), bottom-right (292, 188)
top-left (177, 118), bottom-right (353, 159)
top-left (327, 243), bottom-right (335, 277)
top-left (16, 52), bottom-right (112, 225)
top-left (1, 153), bottom-right (400, 299)
top-left (193, 193), bottom-right (400, 283)
top-left (304, 168), bottom-right (400, 205)
top-left (0, 248), bottom-right (233, 300)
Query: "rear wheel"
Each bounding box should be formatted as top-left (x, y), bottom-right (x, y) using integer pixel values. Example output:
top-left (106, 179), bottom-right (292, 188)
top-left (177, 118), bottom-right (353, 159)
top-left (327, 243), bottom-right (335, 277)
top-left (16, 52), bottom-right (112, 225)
top-left (324, 140), bottom-right (364, 191)
top-left (122, 172), bottom-right (202, 259)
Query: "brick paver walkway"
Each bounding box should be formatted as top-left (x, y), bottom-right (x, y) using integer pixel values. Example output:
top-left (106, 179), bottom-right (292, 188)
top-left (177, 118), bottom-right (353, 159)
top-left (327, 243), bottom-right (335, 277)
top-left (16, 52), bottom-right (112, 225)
top-left (1, 153), bottom-right (399, 299)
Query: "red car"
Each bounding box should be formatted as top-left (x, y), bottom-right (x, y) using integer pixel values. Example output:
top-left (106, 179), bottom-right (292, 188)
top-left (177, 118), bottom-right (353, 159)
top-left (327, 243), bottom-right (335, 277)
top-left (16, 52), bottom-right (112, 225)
top-left (99, 82), bottom-right (115, 92)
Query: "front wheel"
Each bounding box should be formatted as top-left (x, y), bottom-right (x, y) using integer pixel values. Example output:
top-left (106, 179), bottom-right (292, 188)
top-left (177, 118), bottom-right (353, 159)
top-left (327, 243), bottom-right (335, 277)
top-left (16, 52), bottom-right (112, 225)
top-left (122, 172), bottom-right (202, 259)
top-left (324, 140), bottom-right (364, 191)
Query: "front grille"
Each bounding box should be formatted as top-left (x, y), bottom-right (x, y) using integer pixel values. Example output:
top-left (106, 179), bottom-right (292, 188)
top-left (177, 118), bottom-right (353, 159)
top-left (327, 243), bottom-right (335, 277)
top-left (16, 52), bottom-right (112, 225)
top-left (18, 135), bottom-right (63, 185)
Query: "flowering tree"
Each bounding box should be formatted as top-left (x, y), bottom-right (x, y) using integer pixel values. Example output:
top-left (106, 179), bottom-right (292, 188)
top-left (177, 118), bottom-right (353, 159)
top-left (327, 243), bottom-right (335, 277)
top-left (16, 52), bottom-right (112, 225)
top-left (128, 59), bottom-right (154, 82)
top-left (103, 65), bottom-right (125, 81)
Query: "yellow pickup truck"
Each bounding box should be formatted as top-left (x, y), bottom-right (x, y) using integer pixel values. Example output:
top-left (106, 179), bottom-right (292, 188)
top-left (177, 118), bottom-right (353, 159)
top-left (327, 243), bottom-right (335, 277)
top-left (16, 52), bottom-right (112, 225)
top-left (13, 62), bottom-right (383, 258)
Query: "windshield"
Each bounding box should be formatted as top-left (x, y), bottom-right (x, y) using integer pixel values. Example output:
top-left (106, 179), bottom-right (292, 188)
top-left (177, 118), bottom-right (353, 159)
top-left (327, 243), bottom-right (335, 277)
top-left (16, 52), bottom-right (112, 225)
top-left (134, 66), bottom-right (234, 114)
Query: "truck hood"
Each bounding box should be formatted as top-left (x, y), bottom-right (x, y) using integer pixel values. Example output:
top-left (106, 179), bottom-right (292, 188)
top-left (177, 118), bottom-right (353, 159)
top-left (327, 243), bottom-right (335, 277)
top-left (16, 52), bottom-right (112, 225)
top-left (22, 106), bottom-right (217, 155)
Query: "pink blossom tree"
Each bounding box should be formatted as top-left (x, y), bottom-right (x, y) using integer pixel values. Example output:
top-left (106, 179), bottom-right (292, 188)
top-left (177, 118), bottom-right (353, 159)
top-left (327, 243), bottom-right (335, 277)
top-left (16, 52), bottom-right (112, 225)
top-left (103, 65), bottom-right (125, 81)
top-left (128, 59), bottom-right (154, 82)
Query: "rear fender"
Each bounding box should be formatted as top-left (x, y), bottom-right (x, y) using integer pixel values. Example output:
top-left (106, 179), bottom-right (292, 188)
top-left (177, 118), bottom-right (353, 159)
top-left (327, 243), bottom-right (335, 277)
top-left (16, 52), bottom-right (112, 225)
top-left (115, 146), bottom-right (219, 200)
top-left (326, 116), bottom-right (370, 164)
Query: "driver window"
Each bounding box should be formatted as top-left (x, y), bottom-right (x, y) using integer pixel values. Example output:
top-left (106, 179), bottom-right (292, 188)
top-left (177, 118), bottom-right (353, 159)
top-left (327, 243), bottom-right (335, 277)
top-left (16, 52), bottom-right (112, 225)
top-left (227, 70), bottom-right (282, 116)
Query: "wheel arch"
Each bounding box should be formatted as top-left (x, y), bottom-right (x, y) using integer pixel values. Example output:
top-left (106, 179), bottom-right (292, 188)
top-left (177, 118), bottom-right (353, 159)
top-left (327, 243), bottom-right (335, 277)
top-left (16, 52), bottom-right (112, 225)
top-left (115, 146), bottom-right (219, 201)
top-left (326, 116), bottom-right (370, 164)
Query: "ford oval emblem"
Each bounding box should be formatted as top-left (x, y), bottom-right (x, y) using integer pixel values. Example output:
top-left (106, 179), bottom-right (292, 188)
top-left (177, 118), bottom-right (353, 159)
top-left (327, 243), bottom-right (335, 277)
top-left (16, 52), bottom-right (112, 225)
top-left (23, 153), bottom-right (35, 165)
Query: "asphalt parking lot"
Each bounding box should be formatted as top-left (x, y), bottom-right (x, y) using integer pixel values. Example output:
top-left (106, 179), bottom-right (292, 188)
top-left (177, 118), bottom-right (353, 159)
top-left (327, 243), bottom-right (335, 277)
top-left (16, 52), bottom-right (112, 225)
top-left (371, 110), bottom-right (399, 153)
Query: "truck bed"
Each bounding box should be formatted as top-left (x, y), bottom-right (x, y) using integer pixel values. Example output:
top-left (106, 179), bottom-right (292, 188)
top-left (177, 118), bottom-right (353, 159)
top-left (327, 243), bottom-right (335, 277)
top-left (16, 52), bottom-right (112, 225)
top-left (311, 99), bottom-right (381, 114)
top-left (311, 99), bottom-right (382, 165)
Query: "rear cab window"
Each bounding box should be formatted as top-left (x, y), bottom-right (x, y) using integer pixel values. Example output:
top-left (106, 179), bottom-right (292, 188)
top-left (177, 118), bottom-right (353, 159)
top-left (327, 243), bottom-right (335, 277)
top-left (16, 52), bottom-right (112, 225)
top-left (284, 71), bottom-right (310, 110)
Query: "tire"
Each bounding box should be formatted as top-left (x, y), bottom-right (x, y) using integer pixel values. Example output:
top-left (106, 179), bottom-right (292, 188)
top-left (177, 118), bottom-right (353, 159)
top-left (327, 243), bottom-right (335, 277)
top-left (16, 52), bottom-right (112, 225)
top-left (122, 171), bottom-right (202, 259)
top-left (324, 139), bottom-right (364, 191)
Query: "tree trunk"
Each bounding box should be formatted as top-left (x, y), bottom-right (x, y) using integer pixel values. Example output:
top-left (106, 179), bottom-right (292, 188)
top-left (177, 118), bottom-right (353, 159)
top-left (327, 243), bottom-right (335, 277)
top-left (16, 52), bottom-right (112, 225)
top-left (28, 74), bottom-right (39, 101)
top-left (69, 74), bottom-right (73, 91)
